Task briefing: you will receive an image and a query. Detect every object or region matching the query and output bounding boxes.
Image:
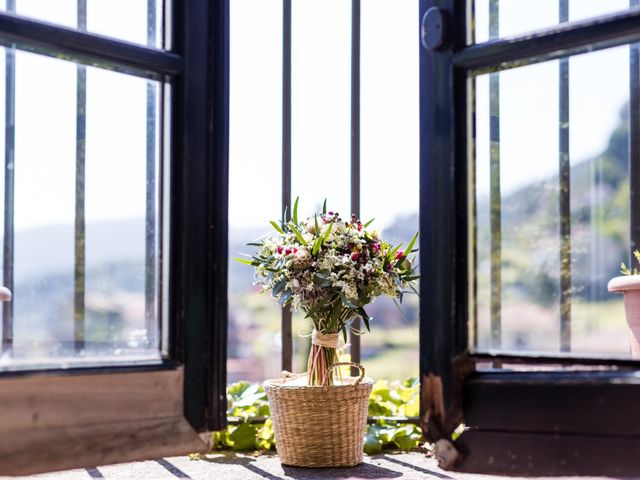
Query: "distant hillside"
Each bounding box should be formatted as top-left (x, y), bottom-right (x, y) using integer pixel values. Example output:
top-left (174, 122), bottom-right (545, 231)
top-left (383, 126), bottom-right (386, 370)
top-left (477, 107), bottom-right (629, 303)
top-left (13, 218), bottom-right (145, 283)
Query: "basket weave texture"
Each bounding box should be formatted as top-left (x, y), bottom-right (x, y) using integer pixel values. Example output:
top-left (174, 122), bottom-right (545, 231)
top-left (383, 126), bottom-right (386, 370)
top-left (264, 362), bottom-right (373, 467)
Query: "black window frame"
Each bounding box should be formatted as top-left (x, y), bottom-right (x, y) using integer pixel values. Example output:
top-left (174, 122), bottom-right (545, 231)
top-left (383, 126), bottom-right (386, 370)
top-left (0, 0), bottom-right (229, 473)
top-left (420, 0), bottom-right (640, 475)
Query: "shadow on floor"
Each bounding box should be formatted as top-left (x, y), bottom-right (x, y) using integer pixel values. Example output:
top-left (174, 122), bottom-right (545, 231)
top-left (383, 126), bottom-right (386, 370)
top-left (281, 463), bottom-right (402, 479)
top-left (382, 454), bottom-right (453, 479)
top-left (196, 452), bottom-right (404, 479)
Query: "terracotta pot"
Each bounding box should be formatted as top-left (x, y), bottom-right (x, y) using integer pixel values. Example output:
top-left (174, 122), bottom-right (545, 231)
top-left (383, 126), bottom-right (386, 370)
top-left (608, 275), bottom-right (640, 359)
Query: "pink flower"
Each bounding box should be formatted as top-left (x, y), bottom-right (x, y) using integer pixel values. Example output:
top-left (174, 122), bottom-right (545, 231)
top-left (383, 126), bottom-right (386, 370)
top-left (395, 250), bottom-right (404, 260)
top-left (372, 243), bottom-right (380, 252)
top-left (285, 248), bottom-right (292, 255)
top-left (352, 253), bottom-right (360, 262)
top-left (277, 246), bottom-right (284, 254)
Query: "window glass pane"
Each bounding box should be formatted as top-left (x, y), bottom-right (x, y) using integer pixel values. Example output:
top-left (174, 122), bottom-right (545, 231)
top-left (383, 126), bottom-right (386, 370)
top-left (1, 48), bottom-right (162, 370)
top-left (472, 45), bottom-right (631, 358)
top-left (360, 0), bottom-right (419, 380)
top-left (228, 0), bottom-right (282, 383)
top-left (473, 0), bottom-right (630, 44)
top-left (4, 0), bottom-right (163, 48)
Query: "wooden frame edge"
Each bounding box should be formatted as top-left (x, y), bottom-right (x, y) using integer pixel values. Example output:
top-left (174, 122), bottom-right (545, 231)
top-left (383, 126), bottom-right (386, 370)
top-left (0, 367), bottom-right (207, 475)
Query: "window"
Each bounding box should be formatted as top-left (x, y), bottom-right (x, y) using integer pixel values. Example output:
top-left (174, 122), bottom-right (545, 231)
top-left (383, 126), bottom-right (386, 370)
top-left (421, 0), bottom-right (640, 475)
top-left (0, 1), bottom-right (228, 475)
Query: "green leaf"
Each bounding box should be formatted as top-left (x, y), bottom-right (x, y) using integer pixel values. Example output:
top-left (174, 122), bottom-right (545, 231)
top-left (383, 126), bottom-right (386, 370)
top-left (227, 381), bottom-right (251, 399)
top-left (322, 222), bottom-right (333, 245)
top-left (312, 235), bottom-right (323, 256)
top-left (269, 220), bottom-right (285, 234)
top-left (232, 257), bottom-right (258, 266)
top-left (341, 324), bottom-right (348, 344)
top-left (288, 224), bottom-right (308, 246)
top-left (257, 403), bottom-right (270, 417)
top-left (403, 398), bottom-right (419, 417)
top-left (368, 400), bottom-right (393, 416)
top-left (388, 243), bottom-right (403, 261)
top-left (245, 242), bottom-right (263, 247)
top-left (234, 391), bottom-right (267, 408)
top-left (403, 275), bottom-right (421, 282)
top-left (293, 196), bottom-right (299, 225)
top-left (393, 426), bottom-right (420, 451)
top-left (363, 218), bottom-right (375, 228)
top-left (314, 213), bottom-right (319, 232)
top-left (229, 423), bottom-right (257, 451)
top-left (363, 428), bottom-right (383, 455)
top-left (398, 232), bottom-right (419, 262)
top-left (322, 198), bottom-right (327, 214)
top-left (357, 307), bottom-right (371, 332)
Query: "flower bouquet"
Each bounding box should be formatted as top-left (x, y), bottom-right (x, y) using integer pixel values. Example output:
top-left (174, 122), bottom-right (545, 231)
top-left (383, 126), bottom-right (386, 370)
top-left (235, 198), bottom-right (419, 386)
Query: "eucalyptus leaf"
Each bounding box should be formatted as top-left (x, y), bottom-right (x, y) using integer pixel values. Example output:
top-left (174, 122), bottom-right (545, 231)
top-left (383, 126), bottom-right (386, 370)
top-left (278, 290), bottom-right (293, 306)
top-left (272, 279), bottom-right (286, 297)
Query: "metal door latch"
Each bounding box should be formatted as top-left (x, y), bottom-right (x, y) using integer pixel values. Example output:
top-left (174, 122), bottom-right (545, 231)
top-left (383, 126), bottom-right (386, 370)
top-left (421, 7), bottom-right (449, 51)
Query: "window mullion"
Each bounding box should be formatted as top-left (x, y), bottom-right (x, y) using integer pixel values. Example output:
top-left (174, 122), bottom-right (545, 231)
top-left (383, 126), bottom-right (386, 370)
top-left (145, 0), bottom-right (158, 350)
top-left (349, 0), bottom-right (361, 374)
top-left (558, 0), bottom-right (571, 353)
top-left (488, 0), bottom-right (501, 353)
top-left (74, 0), bottom-right (87, 353)
top-left (281, 0), bottom-right (292, 373)
top-left (630, 0), bottom-right (640, 263)
top-left (1, 0), bottom-right (15, 355)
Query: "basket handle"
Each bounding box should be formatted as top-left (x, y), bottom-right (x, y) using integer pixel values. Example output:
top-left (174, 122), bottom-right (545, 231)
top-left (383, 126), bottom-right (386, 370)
top-left (322, 362), bottom-right (365, 390)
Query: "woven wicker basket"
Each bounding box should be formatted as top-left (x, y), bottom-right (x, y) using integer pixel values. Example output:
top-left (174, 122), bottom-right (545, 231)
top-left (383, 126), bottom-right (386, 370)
top-left (264, 362), bottom-right (373, 467)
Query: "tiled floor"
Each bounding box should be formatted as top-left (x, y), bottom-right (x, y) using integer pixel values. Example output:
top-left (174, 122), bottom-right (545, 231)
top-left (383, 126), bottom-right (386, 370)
top-left (0, 452), bottom-right (627, 480)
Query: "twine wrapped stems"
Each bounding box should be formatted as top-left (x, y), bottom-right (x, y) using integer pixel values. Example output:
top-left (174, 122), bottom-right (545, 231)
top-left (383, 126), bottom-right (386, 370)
top-left (307, 329), bottom-right (341, 386)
